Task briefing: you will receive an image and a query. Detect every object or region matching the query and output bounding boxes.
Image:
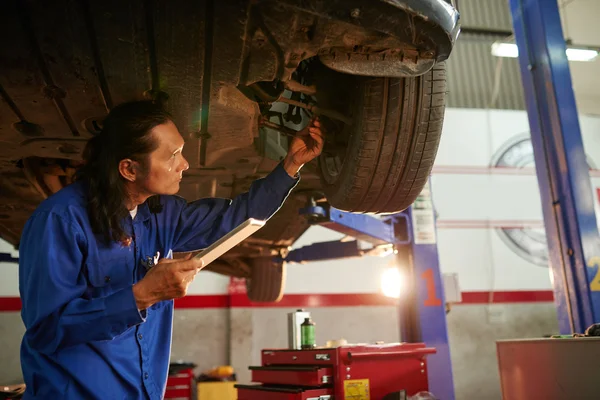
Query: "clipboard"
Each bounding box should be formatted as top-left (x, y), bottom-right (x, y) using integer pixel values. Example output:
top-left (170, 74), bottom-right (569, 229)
top-left (193, 218), bottom-right (266, 270)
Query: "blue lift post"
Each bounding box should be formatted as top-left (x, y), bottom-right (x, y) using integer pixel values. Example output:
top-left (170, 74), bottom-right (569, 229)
top-left (509, 0), bottom-right (600, 334)
top-left (402, 182), bottom-right (455, 399)
top-left (290, 187), bottom-right (455, 399)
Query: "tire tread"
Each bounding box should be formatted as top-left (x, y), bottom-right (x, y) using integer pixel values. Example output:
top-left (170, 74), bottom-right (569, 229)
top-left (320, 63), bottom-right (447, 213)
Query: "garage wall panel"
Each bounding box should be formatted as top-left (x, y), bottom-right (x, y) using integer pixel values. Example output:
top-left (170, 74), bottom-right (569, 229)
top-left (436, 229), bottom-right (553, 291)
top-left (0, 312), bottom-right (25, 385)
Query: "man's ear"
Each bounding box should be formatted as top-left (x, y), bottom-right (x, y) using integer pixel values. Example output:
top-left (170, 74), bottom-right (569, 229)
top-left (119, 159), bottom-right (138, 182)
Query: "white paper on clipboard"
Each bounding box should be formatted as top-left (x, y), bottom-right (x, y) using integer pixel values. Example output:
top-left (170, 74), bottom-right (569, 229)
top-left (193, 218), bottom-right (266, 270)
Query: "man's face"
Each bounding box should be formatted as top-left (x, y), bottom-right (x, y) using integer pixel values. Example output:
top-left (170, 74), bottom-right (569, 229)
top-left (139, 120), bottom-right (189, 196)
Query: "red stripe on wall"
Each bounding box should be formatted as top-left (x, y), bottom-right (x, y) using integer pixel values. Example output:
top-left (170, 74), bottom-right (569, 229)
top-left (229, 293), bottom-right (399, 308)
top-left (0, 291), bottom-right (555, 312)
top-left (0, 297), bottom-right (21, 312)
top-left (461, 290), bottom-right (554, 303)
top-left (174, 295), bottom-right (230, 309)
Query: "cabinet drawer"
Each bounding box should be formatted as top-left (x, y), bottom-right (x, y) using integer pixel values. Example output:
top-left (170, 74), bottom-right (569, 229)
top-left (236, 384), bottom-right (332, 400)
top-left (250, 365), bottom-right (333, 386)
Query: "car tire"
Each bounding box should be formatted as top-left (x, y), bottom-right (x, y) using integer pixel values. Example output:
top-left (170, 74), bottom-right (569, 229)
top-left (246, 257), bottom-right (286, 303)
top-left (317, 63), bottom-right (447, 213)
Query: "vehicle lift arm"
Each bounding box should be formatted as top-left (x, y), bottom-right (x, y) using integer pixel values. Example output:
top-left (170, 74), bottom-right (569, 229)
top-left (0, 253), bottom-right (18, 263)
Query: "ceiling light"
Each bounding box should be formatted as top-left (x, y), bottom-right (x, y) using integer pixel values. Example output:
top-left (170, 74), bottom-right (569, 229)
top-left (565, 48), bottom-right (599, 62)
top-left (491, 42), bottom-right (598, 62)
top-left (491, 42), bottom-right (519, 58)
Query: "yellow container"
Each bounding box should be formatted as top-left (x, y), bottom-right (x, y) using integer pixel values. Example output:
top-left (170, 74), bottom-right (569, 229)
top-left (196, 381), bottom-right (237, 400)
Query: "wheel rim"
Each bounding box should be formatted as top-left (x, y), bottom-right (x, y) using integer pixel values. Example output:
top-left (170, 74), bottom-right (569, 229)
top-left (322, 152), bottom-right (344, 181)
top-left (294, 58), bottom-right (356, 186)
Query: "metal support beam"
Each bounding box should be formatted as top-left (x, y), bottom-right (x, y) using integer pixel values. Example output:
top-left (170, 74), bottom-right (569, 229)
top-left (300, 205), bottom-right (410, 246)
top-left (283, 240), bottom-right (363, 264)
top-left (509, 0), bottom-right (600, 333)
top-left (321, 208), bottom-right (410, 246)
top-left (400, 182), bottom-right (455, 399)
top-left (0, 252), bottom-right (18, 263)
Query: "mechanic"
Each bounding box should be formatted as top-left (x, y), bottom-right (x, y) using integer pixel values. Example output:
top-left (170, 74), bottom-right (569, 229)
top-left (17, 100), bottom-right (324, 399)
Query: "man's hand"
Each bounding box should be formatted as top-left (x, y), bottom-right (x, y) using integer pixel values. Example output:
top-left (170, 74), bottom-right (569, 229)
top-left (132, 255), bottom-right (203, 310)
top-left (283, 118), bottom-right (324, 177)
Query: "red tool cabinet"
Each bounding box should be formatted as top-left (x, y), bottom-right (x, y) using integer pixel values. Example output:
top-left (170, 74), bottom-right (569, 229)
top-left (236, 342), bottom-right (436, 400)
top-left (164, 367), bottom-right (195, 400)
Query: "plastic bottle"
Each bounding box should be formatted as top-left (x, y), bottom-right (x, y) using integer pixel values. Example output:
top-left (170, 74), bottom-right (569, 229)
top-left (301, 317), bottom-right (316, 349)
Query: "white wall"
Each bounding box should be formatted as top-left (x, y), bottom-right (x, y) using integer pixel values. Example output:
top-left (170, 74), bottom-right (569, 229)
top-left (433, 108), bottom-right (600, 293)
top-left (0, 241), bottom-right (19, 297)
top-left (285, 226), bottom-right (393, 294)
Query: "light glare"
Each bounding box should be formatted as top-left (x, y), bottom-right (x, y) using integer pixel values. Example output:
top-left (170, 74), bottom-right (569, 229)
top-left (381, 267), bottom-right (403, 299)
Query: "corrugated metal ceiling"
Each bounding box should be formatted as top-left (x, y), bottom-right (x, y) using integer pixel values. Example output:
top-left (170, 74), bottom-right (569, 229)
top-left (445, 0), bottom-right (525, 110)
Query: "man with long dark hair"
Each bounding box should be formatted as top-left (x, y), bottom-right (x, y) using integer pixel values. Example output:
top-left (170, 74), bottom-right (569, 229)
top-left (17, 100), bottom-right (324, 399)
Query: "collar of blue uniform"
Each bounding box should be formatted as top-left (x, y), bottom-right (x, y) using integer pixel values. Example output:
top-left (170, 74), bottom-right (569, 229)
top-left (133, 201), bottom-right (152, 222)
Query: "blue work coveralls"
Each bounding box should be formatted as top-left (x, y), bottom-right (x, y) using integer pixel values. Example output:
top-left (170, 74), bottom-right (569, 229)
top-left (18, 163), bottom-right (298, 399)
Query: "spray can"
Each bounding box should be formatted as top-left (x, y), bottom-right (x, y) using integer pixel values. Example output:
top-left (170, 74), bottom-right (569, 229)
top-left (301, 317), bottom-right (316, 349)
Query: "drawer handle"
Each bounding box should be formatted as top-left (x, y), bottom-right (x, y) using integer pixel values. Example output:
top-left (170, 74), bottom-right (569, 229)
top-left (345, 348), bottom-right (436, 363)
